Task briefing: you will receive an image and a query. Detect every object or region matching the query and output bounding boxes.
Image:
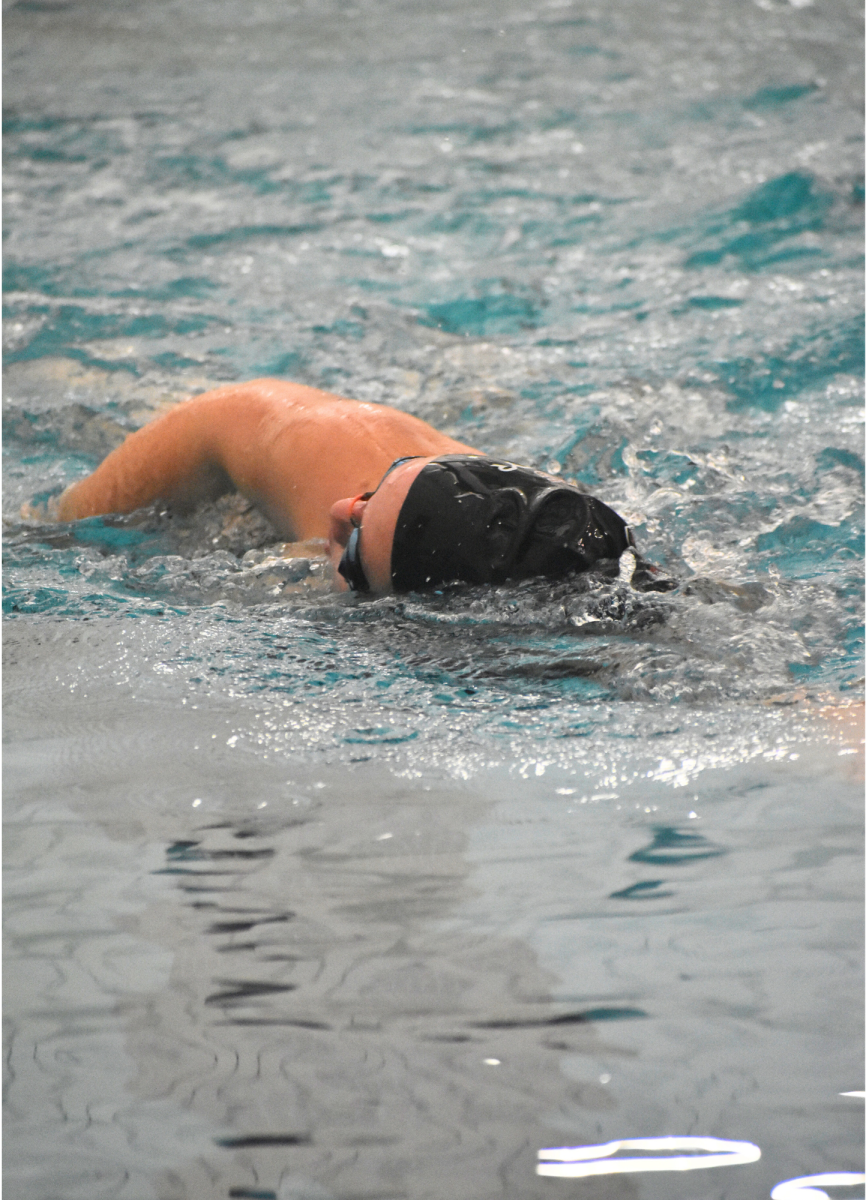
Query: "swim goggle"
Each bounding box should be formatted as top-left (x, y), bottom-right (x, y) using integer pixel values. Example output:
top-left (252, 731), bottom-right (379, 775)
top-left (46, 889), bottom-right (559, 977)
top-left (338, 522), bottom-right (370, 592)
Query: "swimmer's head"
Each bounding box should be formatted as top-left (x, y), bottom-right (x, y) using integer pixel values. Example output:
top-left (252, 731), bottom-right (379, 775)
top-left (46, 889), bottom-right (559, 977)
top-left (330, 455), bottom-right (632, 595)
top-left (389, 455), bottom-right (632, 591)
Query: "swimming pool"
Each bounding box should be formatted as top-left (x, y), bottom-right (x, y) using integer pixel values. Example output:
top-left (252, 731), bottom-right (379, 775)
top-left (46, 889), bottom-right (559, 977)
top-left (3, 1), bottom-right (863, 1197)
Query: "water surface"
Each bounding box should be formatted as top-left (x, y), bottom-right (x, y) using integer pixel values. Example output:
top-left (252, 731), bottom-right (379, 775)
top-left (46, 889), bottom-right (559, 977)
top-left (3, 1), bottom-right (863, 1197)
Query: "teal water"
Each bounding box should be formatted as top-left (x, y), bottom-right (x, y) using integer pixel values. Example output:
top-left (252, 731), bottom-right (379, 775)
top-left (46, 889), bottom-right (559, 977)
top-left (3, 2), bottom-right (863, 1198)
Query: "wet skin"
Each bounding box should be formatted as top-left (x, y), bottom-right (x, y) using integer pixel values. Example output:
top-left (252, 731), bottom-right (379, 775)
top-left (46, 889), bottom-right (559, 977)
top-left (52, 379), bottom-right (479, 594)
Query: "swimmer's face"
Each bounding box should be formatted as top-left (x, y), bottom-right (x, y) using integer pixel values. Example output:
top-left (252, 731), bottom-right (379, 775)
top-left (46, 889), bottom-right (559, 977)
top-left (326, 457), bottom-right (432, 594)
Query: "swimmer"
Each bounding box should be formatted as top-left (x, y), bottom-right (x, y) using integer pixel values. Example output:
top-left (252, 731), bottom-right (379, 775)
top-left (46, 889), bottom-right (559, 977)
top-left (49, 378), bottom-right (638, 595)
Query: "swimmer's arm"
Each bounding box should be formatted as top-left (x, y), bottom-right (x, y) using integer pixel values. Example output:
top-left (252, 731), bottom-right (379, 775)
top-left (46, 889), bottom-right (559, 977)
top-left (54, 385), bottom-right (286, 527)
top-left (47, 378), bottom-right (482, 537)
top-left (55, 398), bottom-right (228, 522)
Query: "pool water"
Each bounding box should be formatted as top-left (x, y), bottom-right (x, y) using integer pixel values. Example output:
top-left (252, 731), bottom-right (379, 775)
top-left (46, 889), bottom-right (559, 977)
top-left (3, 1), bottom-right (863, 1198)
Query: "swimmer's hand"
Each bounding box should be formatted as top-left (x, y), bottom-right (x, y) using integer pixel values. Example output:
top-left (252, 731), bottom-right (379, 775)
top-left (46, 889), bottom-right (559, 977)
top-left (20, 496), bottom-right (62, 522)
top-left (620, 549), bottom-right (678, 592)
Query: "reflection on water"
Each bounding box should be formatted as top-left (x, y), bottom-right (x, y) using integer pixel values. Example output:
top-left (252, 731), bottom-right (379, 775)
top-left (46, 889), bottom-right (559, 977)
top-left (3, 0), bottom-right (863, 1196)
top-left (536, 1135), bottom-right (761, 1178)
top-left (771, 1174), bottom-right (866, 1200)
top-left (4, 688), bottom-right (651, 1199)
top-left (536, 1143), bottom-right (865, 1197)
top-left (4, 645), bottom-right (862, 1198)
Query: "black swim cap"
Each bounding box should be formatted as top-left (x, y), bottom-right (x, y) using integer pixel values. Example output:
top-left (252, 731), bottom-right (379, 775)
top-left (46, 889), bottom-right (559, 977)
top-left (390, 455), bottom-right (632, 593)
